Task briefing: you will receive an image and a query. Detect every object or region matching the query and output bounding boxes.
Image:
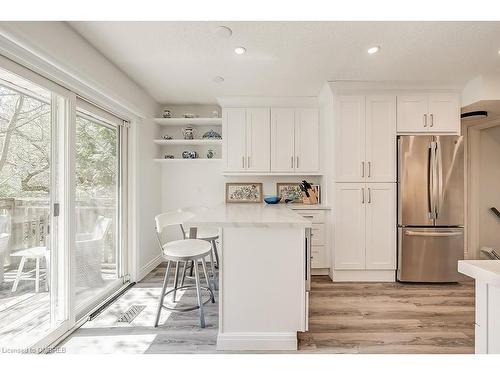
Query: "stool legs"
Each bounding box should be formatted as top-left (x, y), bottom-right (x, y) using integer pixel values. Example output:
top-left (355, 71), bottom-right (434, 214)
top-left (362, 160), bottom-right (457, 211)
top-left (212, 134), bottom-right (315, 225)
top-left (154, 261), bottom-right (171, 327)
top-left (201, 258), bottom-right (215, 303)
top-left (172, 261), bottom-right (180, 302)
top-left (211, 240), bottom-right (220, 269)
top-left (209, 251), bottom-right (217, 290)
top-left (193, 260), bottom-right (206, 328)
top-left (12, 256), bottom-right (26, 292)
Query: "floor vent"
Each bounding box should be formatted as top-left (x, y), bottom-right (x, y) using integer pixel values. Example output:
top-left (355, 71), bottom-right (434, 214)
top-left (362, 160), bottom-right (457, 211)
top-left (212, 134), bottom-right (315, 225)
top-left (117, 304), bottom-right (146, 323)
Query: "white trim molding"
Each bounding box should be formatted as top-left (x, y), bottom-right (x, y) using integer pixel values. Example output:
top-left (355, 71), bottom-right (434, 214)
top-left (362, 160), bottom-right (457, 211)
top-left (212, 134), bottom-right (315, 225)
top-left (331, 270), bottom-right (396, 282)
top-left (137, 254), bottom-right (163, 282)
top-left (216, 332), bottom-right (298, 351)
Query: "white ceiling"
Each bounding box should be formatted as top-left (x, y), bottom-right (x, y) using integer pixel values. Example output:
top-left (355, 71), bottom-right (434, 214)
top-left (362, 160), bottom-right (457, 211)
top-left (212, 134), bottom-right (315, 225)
top-left (68, 21), bottom-right (500, 105)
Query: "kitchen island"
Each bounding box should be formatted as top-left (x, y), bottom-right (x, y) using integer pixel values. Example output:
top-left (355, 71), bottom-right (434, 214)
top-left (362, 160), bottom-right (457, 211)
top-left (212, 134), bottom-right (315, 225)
top-left (458, 260), bottom-right (500, 354)
top-left (185, 204), bottom-right (312, 351)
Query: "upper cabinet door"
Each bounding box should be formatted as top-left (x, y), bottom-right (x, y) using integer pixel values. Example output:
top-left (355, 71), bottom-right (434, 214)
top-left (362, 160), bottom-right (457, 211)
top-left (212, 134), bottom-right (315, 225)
top-left (334, 183), bottom-right (366, 269)
top-left (223, 108), bottom-right (247, 171)
top-left (334, 96), bottom-right (366, 182)
top-left (294, 108), bottom-right (319, 173)
top-left (396, 94), bottom-right (428, 133)
top-left (365, 183), bottom-right (396, 270)
top-left (428, 93), bottom-right (460, 133)
top-left (246, 107), bottom-right (271, 172)
top-left (271, 108), bottom-right (295, 172)
top-left (365, 95), bottom-right (397, 182)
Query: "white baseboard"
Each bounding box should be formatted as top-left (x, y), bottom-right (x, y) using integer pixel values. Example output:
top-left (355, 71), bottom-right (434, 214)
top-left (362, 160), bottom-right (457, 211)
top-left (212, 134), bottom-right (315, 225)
top-left (217, 332), bottom-right (297, 351)
top-left (332, 269), bottom-right (396, 282)
top-left (136, 254), bottom-right (163, 281)
top-left (312, 268), bottom-right (330, 276)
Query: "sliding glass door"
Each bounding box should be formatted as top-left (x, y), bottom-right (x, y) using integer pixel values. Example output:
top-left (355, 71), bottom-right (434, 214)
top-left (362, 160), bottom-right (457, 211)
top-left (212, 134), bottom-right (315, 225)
top-left (74, 102), bottom-right (128, 318)
top-left (0, 56), bottom-right (130, 351)
top-left (0, 62), bottom-right (69, 351)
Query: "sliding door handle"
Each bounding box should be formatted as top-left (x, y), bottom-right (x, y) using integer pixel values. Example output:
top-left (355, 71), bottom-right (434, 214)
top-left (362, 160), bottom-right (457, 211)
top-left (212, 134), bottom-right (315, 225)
top-left (430, 113), bottom-right (434, 127)
top-left (361, 162), bottom-right (365, 177)
top-left (368, 188), bottom-right (371, 203)
top-left (361, 188), bottom-right (365, 204)
top-left (423, 114), bottom-right (428, 127)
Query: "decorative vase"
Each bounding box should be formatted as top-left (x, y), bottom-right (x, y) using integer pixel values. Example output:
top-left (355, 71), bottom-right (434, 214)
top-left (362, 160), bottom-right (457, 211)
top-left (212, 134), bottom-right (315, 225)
top-left (162, 109), bottom-right (172, 118)
top-left (182, 126), bottom-right (195, 140)
top-left (202, 129), bottom-right (222, 139)
top-left (207, 149), bottom-right (215, 159)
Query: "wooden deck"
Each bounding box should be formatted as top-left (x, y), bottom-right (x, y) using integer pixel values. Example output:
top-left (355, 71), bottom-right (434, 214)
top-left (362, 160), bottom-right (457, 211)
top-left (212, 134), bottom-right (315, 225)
top-left (59, 265), bottom-right (475, 354)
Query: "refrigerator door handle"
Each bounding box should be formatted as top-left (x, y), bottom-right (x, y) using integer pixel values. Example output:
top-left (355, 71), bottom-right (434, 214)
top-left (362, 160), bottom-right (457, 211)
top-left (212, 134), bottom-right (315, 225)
top-left (404, 230), bottom-right (463, 237)
top-left (435, 140), bottom-right (443, 219)
top-left (428, 141), bottom-right (438, 220)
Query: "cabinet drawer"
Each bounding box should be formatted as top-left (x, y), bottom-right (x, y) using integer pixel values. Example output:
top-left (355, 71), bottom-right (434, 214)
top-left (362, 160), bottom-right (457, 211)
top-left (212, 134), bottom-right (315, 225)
top-left (311, 245), bottom-right (328, 268)
top-left (295, 210), bottom-right (325, 223)
top-left (311, 224), bottom-right (326, 245)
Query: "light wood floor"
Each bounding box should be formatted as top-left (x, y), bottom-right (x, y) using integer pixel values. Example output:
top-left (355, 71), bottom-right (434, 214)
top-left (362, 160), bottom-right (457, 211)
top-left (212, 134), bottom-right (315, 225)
top-left (299, 276), bottom-right (475, 354)
top-left (59, 265), bottom-right (475, 354)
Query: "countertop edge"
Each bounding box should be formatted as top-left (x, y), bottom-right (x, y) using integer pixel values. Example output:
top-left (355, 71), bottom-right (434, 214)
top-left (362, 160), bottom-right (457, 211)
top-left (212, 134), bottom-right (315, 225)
top-left (458, 260), bottom-right (500, 286)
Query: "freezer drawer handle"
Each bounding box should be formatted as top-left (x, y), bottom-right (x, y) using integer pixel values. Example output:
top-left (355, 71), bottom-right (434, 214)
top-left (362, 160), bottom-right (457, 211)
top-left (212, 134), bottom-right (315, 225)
top-left (404, 230), bottom-right (462, 237)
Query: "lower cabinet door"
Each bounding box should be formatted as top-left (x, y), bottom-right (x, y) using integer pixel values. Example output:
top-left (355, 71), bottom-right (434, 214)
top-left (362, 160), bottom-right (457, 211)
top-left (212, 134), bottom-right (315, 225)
top-left (311, 246), bottom-right (328, 268)
top-left (334, 183), bottom-right (366, 269)
top-left (365, 183), bottom-right (396, 269)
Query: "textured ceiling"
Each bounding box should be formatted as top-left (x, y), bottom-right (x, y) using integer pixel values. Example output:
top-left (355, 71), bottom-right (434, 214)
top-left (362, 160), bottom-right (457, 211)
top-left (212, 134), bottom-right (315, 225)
top-left (69, 21), bottom-right (500, 104)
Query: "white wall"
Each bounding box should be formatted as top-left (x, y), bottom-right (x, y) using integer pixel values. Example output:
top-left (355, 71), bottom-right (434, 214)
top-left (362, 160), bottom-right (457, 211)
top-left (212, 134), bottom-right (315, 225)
top-left (463, 75), bottom-right (500, 107)
top-left (479, 126), bottom-right (500, 253)
top-left (0, 21), bottom-right (162, 280)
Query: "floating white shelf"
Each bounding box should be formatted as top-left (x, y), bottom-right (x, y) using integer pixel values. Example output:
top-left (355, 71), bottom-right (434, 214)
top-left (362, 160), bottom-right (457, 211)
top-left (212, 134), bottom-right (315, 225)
top-left (154, 158), bottom-right (222, 163)
top-left (153, 139), bottom-right (222, 146)
top-left (154, 117), bottom-right (222, 126)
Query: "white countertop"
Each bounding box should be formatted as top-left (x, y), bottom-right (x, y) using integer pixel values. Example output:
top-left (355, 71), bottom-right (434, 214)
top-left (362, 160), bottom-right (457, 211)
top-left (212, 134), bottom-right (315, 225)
top-left (184, 203), bottom-right (312, 228)
top-left (458, 260), bottom-right (500, 286)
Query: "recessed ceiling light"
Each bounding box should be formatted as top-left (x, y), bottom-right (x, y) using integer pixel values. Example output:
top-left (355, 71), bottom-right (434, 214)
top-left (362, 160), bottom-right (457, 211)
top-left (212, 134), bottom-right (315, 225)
top-left (214, 26), bottom-right (232, 39)
top-left (213, 76), bottom-right (224, 83)
top-left (367, 46), bottom-right (381, 55)
top-left (234, 46), bottom-right (247, 55)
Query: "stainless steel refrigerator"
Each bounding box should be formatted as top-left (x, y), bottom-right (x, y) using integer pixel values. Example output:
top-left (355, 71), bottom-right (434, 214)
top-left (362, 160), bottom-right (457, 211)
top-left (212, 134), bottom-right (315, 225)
top-left (397, 135), bottom-right (464, 282)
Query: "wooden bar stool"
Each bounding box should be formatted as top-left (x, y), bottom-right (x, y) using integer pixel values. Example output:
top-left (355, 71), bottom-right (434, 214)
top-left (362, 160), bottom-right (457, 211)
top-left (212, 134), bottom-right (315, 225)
top-left (154, 212), bottom-right (215, 328)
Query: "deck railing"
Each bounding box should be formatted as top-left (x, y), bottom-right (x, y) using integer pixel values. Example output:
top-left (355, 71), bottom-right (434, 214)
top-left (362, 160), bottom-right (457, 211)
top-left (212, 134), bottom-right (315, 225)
top-left (0, 197), bottom-right (116, 267)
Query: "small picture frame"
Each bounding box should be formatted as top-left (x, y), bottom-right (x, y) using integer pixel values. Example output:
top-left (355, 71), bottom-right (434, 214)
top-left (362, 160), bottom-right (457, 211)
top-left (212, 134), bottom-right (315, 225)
top-left (276, 183), bottom-right (302, 203)
top-left (225, 183), bottom-right (263, 203)
top-left (276, 183), bottom-right (321, 204)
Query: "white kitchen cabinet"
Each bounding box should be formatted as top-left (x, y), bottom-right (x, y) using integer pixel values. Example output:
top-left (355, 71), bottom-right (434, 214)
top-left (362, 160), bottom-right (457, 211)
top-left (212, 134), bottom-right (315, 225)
top-left (334, 183), bottom-right (366, 269)
top-left (270, 108), bottom-right (319, 173)
top-left (295, 108), bottom-right (319, 173)
top-left (335, 95), bottom-right (395, 183)
top-left (397, 93), bottom-right (460, 134)
top-left (223, 107), bottom-right (270, 172)
top-left (365, 183), bottom-right (396, 269)
top-left (271, 108), bottom-right (295, 172)
top-left (334, 182), bottom-right (396, 272)
top-left (294, 209), bottom-right (330, 270)
top-left (223, 108), bottom-right (247, 171)
top-left (335, 96), bottom-right (366, 182)
top-left (365, 96), bottom-right (397, 182)
top-left (428, 93), bottom-right (461, 133)
top-left (246, 108), bottom-right (271, 172)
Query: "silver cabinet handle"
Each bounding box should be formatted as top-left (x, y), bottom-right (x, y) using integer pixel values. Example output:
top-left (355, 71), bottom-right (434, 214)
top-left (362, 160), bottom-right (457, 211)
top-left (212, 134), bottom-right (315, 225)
top-left (430, 113), bottom-right (434, 127)
top-left (423, 114), bottom-right (427, 127)
top-left (248, 156), bottom-right (251, 168)
top-left (368, 162), bottom-right (371, 178)
top-left (242, 156), bottom-right (245, 168)
top-left (361, 188), bottom-right (365, 204)
top-left (368, 188), bottom-right (371, 203)
top-left (361, 161), bottom-right (365, 177)
top-left (296, 156), bottom-right (299, 169)
top-left (291, 156), bottom-right (294, 169)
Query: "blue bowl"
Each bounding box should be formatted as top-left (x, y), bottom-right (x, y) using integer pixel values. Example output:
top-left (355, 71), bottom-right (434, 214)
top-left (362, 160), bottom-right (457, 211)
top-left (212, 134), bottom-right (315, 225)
top-left (264, 196), bottom-right (281, 204)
